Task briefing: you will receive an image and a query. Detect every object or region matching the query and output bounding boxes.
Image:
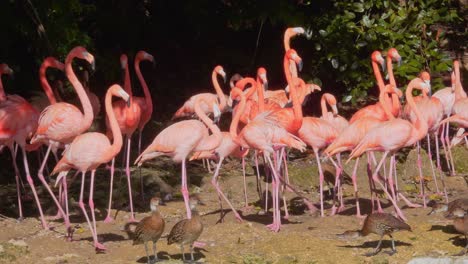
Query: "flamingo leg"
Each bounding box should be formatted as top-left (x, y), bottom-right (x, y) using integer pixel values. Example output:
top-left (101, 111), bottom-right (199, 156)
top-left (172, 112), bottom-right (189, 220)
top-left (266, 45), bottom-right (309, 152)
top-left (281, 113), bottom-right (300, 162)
top-left (78, 172), bottom-right (96, 238)
top-left (351, 158), bottom-right (364, 218)
top-left (435, 131), bottom-right (448, 203)
top-left (254, 152), bottom-right (263, 201)
top-left (211, 157), bottom-right (243, 222)
top-left (36, 145), bottom-right (71, 232)
top-left (241, 155), bottom-right (249, 208)
top-left (369, 152), bottom-right (383, 212)
top-left (329, 155), bottom-right (344, 215)
top-left (21, 146), bottom-right (49, 230)
top-left (445, 122), bottom-right (456, 175)
top-left (416, 141), bottom-right (427, 208)
top-left (371, 151), bottom-right (407, 221)
top-left (426, 134), bottom-right (440, 194)
top-left (313, 148), bottom-right (325, 217)
top-left (88, 170), bottom-right (105, 251)
top-left (388, 155), bottom-right (397, 201)
top-left (393, 155), bottom-right (399, 201)
top-left (439, 121), bottom-right (452, 173)
top-left (181, 159), bottom-right (192, 219)
top-left (104, 158), bottom-right (116, 223)
top-left (265, 153), bottom-right (280, 232)
top-left (277, 148), bottom-right (289, 220)
top-left (125, 137), bottom-right (136, 222)
top-left (8, 144), bottom-right (23, 221)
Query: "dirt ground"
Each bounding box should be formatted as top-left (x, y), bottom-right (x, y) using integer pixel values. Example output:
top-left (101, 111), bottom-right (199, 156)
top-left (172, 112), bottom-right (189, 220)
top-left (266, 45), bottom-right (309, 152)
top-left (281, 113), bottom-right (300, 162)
top-left (0, 145), bottom-right (467, 263)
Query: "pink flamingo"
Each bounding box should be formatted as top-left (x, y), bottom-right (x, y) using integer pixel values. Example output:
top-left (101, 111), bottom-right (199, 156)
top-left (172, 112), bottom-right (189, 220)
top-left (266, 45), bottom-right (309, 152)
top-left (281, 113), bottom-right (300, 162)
top-left (230, 82), bottom-right (307, 232)
top-left (284, 27), bottom-right (311, 78)
top-left (173, 65), bottom-right (228, 120)
top-left (51, 84), bottom-right (130, 252)
top-left (135, 97), bottom-right (223, 219)
top-left (30, 47), bottom-right (95, 232)
top-left (347, 76), bottom-right (431, 221)
top-left (0, 64), bottom-right (41, 223)
top-left (104, 54), bottom-right (142, 223)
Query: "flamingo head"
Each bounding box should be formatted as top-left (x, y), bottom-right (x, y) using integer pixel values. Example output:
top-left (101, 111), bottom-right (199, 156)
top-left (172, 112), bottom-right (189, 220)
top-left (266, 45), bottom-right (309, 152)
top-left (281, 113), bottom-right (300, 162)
top-left (307, 83), bottom-right (322, 93)
top-left (44, 57), bottom-right (65, 71)
top-left (214, 65), bottom-right (227, 83)
top-left (418, 72), bottom-right (432, 97)
top-left (0, 63), bottom-right (14, 76)
top-left (388, 48), bottom-right (402, 66)
top-left (291, 27), bottom-right (305, 35)
top-left (120, 54), bottom-right (128, 69)
top-left (371, 51), bottom-right (386, 72)
top-left (286, 49), bottom-right (303, 72)
top-left (229, 73), bottom-right (243, 89)
top-left (257, 67), bottom-right (268, 89)
top-left (72, 46), bottom-right (95, 71)
top-left (112, 84), bottom-right (131, 106)
top-left (136, 51), bottom-right (155, 67)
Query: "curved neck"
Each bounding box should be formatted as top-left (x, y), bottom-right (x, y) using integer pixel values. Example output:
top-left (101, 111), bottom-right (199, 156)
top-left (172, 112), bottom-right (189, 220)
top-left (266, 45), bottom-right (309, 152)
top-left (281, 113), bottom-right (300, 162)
top-left (405, 80), bottom-right (428, 137)
top-left (386, 55), bottom-right (397, 88)
top-left (372, 60), bottom-right (385, 92)
top-left (283, 29), bottom-right (293, 51)
top-left (0, 73), bottom-right (6, 101)
top-left (194, 98), bottom-right (222, 150)
top-left (229, 90), bottom-right (246, 141)
top-left (135, 57), bottom-right (153, 115)
top-left (65, 54), bottom-right (93, 129)
top-left (105, 89), bottom-right (123, 156)
top-left (454, 61), bottom-right (466, 99)
top-left (123, 63), bottom-right (132, 97)
top-left (284, 55), bottom-right (303, 131)
top-left (321, 93), bottom-right (332, 117)
top-left (256, 76), bottom-right (265, 113)
top-left (236, 78), bottom-right (257, 100)
top-left (379, 86), bottom-right (395, 121)
top-left (39, 60), bottom-right (57, 104)
top-left (212, 70), bottom-right (226, 110)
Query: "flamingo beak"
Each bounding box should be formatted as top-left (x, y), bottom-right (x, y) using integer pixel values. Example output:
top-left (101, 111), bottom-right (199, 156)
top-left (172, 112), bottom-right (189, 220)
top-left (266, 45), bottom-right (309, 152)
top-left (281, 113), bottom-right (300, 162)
top-left (380, 61), bottom-right (386, 73)
top-left (222, 74), bottom-right (227, 84)
top-left (213, 103), bottom-right (221, 124)
top-left (397, 56), bottom-right (402, 67)
top-left (297, 59), bottom-right (303, 72)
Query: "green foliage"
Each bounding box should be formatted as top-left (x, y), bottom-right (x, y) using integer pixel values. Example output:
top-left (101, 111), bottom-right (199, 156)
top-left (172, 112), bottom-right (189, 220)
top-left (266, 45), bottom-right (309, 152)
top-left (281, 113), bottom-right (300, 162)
top-left (304, 0), bottom-right (461, 104)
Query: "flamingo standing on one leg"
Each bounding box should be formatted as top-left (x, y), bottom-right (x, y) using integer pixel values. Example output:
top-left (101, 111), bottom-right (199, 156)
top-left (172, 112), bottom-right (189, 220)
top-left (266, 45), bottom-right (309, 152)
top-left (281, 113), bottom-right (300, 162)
top-left (135, 97), bottom-right (223, 219)
top-left (104, 54), bottom-right (142, 223)
top-left (30, 47), bottom-right (95, 233)
top-left (347, 76), bottom-right (431, 221)
top-left (51, 84), bottom-right (130, 252)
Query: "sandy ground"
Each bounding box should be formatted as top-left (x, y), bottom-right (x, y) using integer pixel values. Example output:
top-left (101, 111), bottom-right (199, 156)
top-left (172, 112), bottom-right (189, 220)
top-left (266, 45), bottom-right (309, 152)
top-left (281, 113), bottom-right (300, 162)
top-left (0, 145), bottom-right (467, 263)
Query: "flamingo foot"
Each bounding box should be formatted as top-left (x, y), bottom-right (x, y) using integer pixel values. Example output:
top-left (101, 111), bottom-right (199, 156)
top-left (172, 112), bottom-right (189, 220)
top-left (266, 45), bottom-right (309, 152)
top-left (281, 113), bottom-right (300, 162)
top-left (266, 223), bottom-right (280, 232)
top-left (234, 214), bottom-right (244, 223)
top-left (355, 213), bottom-right (367, 219)
top-left (49, 211), bottom-right (63, 221)
top-left (127, 217), bottom-right (138, 223)
top-left (94, 242), bottom-right (106, 252)
top-left (331, 205), bottom-right (345, 215)
top-left (103, 216), bottom-right (114, 223)
top-left (193, 241), bottom-right (206, 248)
top-left (16, 216), bottom-right (24, 222)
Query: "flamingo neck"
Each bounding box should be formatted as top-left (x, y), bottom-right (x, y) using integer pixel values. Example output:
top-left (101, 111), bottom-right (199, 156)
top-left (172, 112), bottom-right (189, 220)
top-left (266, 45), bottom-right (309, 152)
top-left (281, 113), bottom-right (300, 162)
top-left (321, 93), bottom-right (333, 117)
top-left (386, 55), bottom-right (396, 88)
top-left (212, 70), bottom-right (226, 111)
top-left (256, 76), bottom-right (265, 113)
top-left (372, 60), bottom-right (385, 93)
top-left (65, 54), bottom-right (93, 131)
top-left (0, 73), bottom-right (6, 101)
top-left (39, 60), bottom-right (57, 105)
top-left (379, 86), bottom-right (395, 121)
top-left (454, 61), bottom-right (466, 100)
top-left (194, 98), bottom-right (222, 151)
top-left (135, 58), bottom-right (153, 116)
top-left (123, 62), bottom-right (132, 97)
top-left (406, 80), bottom-right (428, 139)
top-left (105, 88), bottom-right (123, 157)
top-left (284, 55), bottom-right (303, 132)
top-left (230, 90), bottom-right (246, 141)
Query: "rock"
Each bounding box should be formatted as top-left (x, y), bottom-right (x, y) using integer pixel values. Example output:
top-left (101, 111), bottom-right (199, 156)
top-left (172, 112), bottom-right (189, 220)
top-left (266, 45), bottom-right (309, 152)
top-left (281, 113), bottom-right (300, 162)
top-left (7, 239), bottom-right (28, 248)
top-left (0, 244), bottom-right (4, 253)
top-left (407, 257), bottom-right (468, 264)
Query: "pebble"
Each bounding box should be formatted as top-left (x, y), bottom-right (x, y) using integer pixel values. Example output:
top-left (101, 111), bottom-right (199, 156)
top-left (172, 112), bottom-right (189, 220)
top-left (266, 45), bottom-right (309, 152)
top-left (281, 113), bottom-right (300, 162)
top-left (0, 244), bottom-right (4, 253)
top-left (7, 239), bottom-right (28, 248)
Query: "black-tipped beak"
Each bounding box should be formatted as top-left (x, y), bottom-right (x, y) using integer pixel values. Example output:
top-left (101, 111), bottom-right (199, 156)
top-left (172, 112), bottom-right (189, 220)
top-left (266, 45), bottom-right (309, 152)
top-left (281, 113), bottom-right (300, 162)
top-left (213, 114), bottom-right (221, 124)
top-left (91, 61), bottom-right (96, 72)
top-left (223, 75), bottom-right (227, 84)
top-left (264, 81), bottom-right (269, 91)
top-left (397, 57), bottom-right (402, 67)
top-left (298, 60), bottom-right (303, 72)
top-left (381, 62), bottom-right (386, 73)
top-left (126, 99), bottom-right (131, 107)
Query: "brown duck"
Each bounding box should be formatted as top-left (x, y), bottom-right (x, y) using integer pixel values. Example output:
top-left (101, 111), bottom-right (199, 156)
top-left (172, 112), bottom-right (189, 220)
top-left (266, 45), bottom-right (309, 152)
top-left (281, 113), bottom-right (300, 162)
top-left (126, 197), bottom-right (165, 264)
top-left (167, 200), bottom-right (203, 262)
top-left (337, 213), bottom-right (411, 256)
top-left (428, 198), bottom-right (468, 216)
top-left (446, 207), bottom-right (467, 256)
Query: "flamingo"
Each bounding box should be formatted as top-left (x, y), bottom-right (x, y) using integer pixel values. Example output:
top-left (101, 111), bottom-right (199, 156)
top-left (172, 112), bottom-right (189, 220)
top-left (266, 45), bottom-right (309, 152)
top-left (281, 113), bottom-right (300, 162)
top-left (172, 65), bottom-right (228, 120)
top-left (0, 64), bottom-right (41, 224)
top-left (51, 84), bottom-right (130, 252)
top-left (402, 72), bottom-right (446, 200)
top-left (30, 46), bottom-right (95, 232)
top-left (104, 54), bottom-right (142, 223)
top-left (283, 27), bottom-right (311, 78)
top-left (347, 76), bottom-right (431, 221)
top-left (30, 58), bottom-right (65, 113)
top-left (230, 84), bottom-right (306, 232)
top-left (135, 97), bottom-right (223, 219)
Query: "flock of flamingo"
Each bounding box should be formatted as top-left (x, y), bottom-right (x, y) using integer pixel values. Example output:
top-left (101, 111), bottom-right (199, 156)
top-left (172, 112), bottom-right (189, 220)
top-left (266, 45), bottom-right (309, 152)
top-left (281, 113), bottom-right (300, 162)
top-left (0, 27), bottom-right (467, 253)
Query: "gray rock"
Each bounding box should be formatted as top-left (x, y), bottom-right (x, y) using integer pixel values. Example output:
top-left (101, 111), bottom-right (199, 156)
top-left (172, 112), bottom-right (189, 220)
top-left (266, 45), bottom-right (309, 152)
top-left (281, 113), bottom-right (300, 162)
top-left (408, 257), bottom-right (468, 264)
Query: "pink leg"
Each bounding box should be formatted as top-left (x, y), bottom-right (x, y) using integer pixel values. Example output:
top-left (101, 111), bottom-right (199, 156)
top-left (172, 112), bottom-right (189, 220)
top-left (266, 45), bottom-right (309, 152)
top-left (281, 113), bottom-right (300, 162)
top-left (369, 152), bottom-right (383, 212)
top-left (426, 134), bottom-right (440, 194)
top-left (124, 138), bottom-right (136, 222)
top-left (445, 122), bottom-right (456, 175)
top-left (77, 172), bottom-right (97, 249)
top-left (372, 151), bottom-right (407, 221)
top-left (265, 154), bottom-right (280, 232)
top-left (211, 158), bottom-right (243, 222)
top-left (254, 152), bottom-right (263, 201)
top-left (439, 122), bottom-right (452, 173)
top-left (366, 153), bottom-right (378, 212)
top-left (8, 145), bottom-right (23, 220)
top-left (387, 155), bottom-right (419, 209)
top-left (416, 142), bottom-right (427, 208)
top-left (88, 170), bottom-right (106, 251)
top-left (36, 146), bottom-right (71, 231)
top-left (435, 131), bottom-right (448, 203)
top-left (277, 148), bottom-right (290, 219)
top-left (181, 159), bottom-right (192, 219)
top-left (241, 156), bottom-right (249, 208)
top-left (313, 148), bottom-right (325, 217)
top-left (206, 159), bottom-right (212, 173)
top-left (329, 156), bottom-right (343, 215)
top-left (388, 155), bottom-right (397, 201)
top-left (104, 158), bottom-right (116, 223)
top-left (22, 147), bottom-right (49, 230)
top-left (351, 158), bottom-right (364, 218)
